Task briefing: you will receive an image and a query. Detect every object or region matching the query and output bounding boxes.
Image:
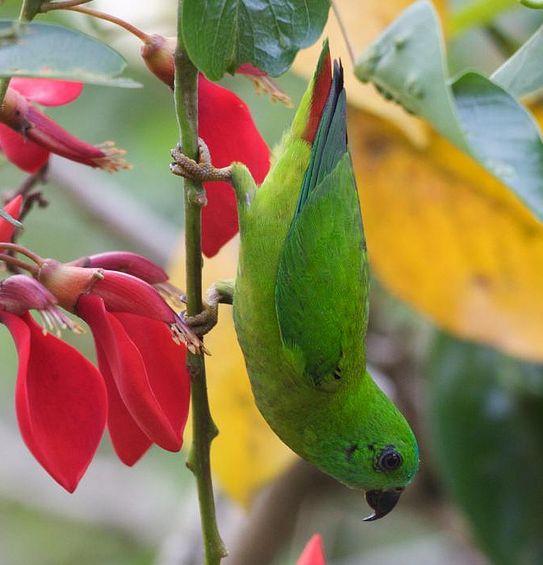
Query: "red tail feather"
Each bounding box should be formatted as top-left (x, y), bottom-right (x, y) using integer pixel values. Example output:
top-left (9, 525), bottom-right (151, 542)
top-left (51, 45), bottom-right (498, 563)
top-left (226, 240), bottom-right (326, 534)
top-left (303, 44), bottom-right (333, 144)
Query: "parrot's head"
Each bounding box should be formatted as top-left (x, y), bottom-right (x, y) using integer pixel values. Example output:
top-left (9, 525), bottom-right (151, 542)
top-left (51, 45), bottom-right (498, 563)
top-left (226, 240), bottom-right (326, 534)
top-left (345, 374), bottom-right (419, 521)
top-left (359, 409), bottom-right (419, 522)
top-left (322, 373), bottom-right (419, 521)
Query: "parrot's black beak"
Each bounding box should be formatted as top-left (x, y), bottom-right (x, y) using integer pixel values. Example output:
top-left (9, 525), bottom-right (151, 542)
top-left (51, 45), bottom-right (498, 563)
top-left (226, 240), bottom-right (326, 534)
top-left (363, 487), bottom-right (404, 521)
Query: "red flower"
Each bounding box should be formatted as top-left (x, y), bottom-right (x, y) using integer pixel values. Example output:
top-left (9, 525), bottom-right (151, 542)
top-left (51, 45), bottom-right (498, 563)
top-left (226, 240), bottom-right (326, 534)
top-left (0, 195), bottom-right (23, 242)
top-left (297, 534), bottom-right (326, 565)
top-left (198, 75), bottom-right (270, 257)
top-left (0, 276), bottom-right (107, 492)
top-left (0, 78), bottom-right (128, 173)
top-left (141, 35), bottom-right (271, 257)
top-left (38, 258), bottom-right (195, 465)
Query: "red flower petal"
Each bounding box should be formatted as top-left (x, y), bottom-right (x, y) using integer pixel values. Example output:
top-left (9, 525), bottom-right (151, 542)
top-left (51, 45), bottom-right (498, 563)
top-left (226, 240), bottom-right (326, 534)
top-left (92, 270), bottom-right (176, 324)
top-left (0, 124), bottom-right (50, 173)
top-left (114, 311), bottom-right (190, 444)
top-left (78, 294), bottom-right (184, 451)
top-left (95, 340), bottom-right (152, 466)
top-left (0, 311), bottom-right (107, 492)
top-left (10, 78), bottom-right (84, 107)
top-left (72, 251), bottom-right (169, 285)
top-left (297, 535), bottom-right (326, 565)
top-left (0, 195), bottom-right (23, 242)
top-left (198, 76), bottom-right (270, 257)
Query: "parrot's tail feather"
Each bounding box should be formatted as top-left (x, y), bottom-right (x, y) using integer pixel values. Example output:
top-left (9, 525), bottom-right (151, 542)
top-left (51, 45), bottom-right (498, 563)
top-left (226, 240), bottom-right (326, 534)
top-left (303, 40), bottom-right (333, 144)
top-left (296, 60), bottom-right (347, 215)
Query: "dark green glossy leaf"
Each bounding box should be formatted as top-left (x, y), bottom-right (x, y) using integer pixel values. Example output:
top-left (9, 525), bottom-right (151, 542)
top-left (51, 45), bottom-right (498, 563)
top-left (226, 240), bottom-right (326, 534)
top-left (0, 20), bottom-right (140, 87)
top-left (181, 0), bottom-right (330, 80)
top-left (428, 333), bottom-right (543, 565)
top-left (355, 1), bottom-right (543, 220)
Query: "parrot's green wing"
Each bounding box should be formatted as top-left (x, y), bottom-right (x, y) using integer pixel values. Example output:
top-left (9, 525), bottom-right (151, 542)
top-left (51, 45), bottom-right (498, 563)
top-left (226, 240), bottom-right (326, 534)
top-left (275, 64), bottom-right (369, 387)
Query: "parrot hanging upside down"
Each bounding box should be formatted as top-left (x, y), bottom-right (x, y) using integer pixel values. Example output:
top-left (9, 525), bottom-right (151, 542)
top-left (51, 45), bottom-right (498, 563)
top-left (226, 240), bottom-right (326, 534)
top-left (171, 42), bottom-right (419, 521)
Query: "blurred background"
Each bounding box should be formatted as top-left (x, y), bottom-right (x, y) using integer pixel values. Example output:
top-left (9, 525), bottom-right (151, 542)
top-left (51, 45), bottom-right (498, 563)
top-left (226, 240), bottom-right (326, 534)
top-left (1, 0), bottom-right (543, 563)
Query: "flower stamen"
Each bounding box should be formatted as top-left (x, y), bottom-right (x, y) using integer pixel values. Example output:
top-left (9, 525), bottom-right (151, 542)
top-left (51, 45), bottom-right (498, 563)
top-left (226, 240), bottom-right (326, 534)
top-left (94, 142), bottom-right (131, 172)
top-left (170, 318), bottom-right (204, 355)
top-left (156, 281), bottom-right (186, 308)
top-left (39, 306), bottom-right (83, 336)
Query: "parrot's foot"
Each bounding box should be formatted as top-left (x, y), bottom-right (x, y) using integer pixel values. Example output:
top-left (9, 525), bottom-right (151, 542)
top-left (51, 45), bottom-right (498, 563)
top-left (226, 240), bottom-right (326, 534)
top-left (170, 138), bottom-right (232, 183)
top-left (183, 302), bottom-right (218, 337)
top-left (182, 282), bottom-right (234, 337)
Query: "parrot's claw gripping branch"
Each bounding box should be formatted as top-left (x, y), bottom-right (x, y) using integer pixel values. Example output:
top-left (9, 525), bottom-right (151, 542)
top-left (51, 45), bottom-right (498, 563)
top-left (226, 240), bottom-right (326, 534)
top-left (170, 138), bottom-right (232, 183)
top-left (183, 300), bottom-right (217, 338)
top-left (183, 281), bottom-right (234, 338)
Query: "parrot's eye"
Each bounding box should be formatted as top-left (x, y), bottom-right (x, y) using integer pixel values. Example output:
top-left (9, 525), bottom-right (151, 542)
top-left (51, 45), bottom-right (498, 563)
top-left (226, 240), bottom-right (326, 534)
top-left (376, 446), bottom-right (403, 472)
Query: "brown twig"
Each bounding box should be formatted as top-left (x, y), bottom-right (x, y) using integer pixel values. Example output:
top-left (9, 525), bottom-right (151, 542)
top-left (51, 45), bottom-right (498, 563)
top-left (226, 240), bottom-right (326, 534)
top-left (0, 253), bottom-right (39, 275)
top-left (40, 0), bottom-right (93, 9)
top-left (48, 4), bottom-right (151, 42)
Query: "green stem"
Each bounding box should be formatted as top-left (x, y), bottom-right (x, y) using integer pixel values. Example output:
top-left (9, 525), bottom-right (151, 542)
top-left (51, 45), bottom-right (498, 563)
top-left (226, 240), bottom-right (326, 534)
top-left (174, 2), bottom-right (227, 564)
top-left (19, 0), bottom-right (45, 21)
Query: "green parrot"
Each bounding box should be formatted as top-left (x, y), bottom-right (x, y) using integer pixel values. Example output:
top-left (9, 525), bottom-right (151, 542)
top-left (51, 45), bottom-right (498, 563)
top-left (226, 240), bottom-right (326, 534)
top-left (172, 43), bottom-right (419, 520)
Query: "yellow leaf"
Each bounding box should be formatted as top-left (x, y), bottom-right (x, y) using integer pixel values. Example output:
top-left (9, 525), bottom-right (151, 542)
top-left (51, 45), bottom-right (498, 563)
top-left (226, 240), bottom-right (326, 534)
top-left (294, 0), bottom-right (542, 357)
top-left (169, 238), bottom-right (295, 507)
top-left (292, 0), bottom-right (448, 147)
top-left (350, 106), bottom-right (543, 361)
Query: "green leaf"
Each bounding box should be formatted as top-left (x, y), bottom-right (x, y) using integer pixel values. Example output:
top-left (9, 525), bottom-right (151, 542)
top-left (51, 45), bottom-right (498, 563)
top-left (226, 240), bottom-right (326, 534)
top-left (521, 0), bottom-right (543, 8)
top-left (355, 1), bottom-right (543, 220)
top-left (450, 0), bottom-right (518, 36)
top-left (428, 333), bottom-right (543, 565)
top-left (181, 0), bottom-right (330, 80)
top-left (0, 20), bottom-right (140, 87)
top-left (492, 25), bottom-right (543, 97)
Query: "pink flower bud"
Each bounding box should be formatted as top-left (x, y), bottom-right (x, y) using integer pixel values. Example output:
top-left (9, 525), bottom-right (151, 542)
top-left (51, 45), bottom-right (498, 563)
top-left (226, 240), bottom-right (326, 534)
top-left (0, 275), bottom-right (80, 333)
top-left (0, 275), bottom-right (56, 315)
top-left (141, 34), bottom-right (176, 90)
top-left (37, 259), bottom-right (103, 312)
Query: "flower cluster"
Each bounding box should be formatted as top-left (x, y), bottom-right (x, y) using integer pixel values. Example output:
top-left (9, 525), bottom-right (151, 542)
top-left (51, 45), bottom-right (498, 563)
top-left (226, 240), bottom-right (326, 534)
top-left (1, 69), bottom-right (270, 257)
top-left (0, 200), bottom-right (196, 491)
top-left (0, 28), bottom-right (272, 493)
